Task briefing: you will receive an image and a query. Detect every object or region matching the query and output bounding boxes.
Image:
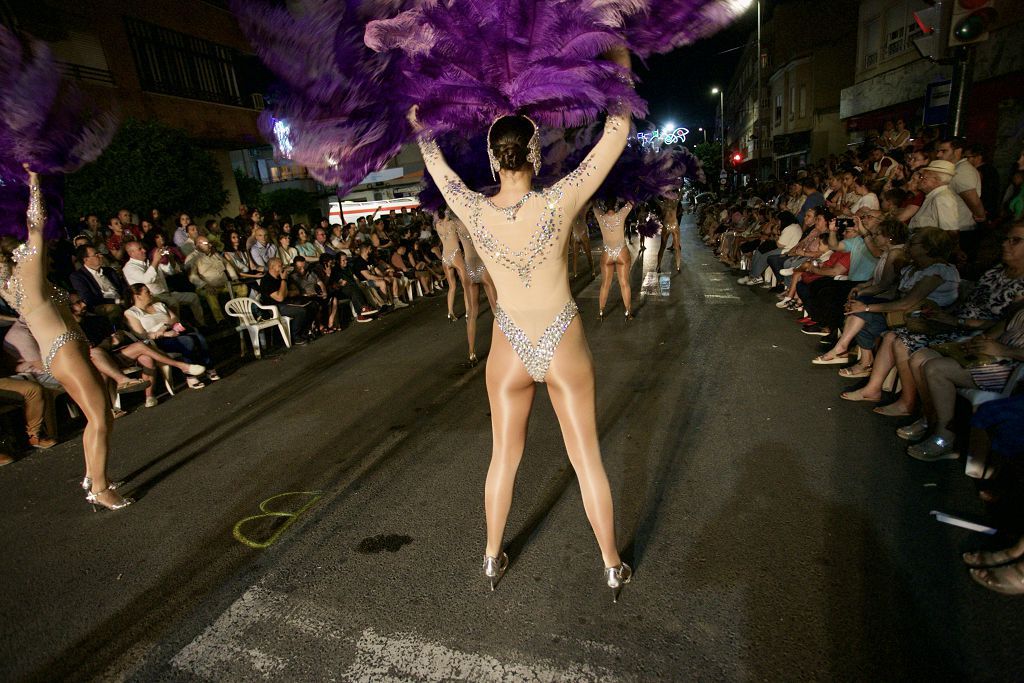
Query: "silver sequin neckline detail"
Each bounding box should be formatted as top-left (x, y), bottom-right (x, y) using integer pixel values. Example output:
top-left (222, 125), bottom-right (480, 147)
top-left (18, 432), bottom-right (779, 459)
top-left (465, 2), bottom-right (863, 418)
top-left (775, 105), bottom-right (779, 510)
top-left (485, 192), bottom-right (535, 223)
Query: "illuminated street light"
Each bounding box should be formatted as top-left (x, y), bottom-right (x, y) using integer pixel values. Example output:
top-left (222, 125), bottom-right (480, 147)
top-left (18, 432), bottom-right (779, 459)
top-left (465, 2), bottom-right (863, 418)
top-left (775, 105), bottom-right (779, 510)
top-left (711, 87), bottom-right (725, 172)
top-left (698, 127), bottom-right (707, 143)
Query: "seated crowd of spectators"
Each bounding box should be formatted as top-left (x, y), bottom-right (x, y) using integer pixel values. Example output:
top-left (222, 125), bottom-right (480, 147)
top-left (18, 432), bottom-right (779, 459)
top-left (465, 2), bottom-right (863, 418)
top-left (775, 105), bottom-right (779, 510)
top-left (698, 131), bottom-right (1024, 595)
top-left (0, 203), bottom-right (449, 464)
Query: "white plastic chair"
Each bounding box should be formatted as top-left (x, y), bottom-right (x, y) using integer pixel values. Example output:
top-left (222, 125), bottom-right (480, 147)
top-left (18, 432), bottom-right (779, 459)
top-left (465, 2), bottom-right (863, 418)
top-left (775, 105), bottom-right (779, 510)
top-left (224, 297), bottom-right (292, 359)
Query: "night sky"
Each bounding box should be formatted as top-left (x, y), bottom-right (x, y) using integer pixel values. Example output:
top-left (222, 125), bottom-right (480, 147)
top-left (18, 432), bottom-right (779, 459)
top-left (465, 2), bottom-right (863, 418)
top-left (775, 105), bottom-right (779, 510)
top-left (634, 3), bottom-right (761, 136)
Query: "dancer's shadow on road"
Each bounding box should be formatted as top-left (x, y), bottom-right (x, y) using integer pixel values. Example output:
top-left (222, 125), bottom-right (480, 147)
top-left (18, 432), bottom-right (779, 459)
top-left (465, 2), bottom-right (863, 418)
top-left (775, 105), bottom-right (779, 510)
top-left (682, 443), bottom-right (960, 678)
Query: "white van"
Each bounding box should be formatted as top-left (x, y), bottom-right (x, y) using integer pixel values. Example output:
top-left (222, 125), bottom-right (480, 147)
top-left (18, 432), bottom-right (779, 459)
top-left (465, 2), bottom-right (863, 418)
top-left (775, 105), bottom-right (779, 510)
top-left (327, 197), bottom-right (421, 225)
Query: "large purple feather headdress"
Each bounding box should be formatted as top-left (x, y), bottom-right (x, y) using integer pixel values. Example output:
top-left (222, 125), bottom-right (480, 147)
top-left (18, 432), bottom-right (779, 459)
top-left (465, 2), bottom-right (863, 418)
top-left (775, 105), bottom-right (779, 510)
top-left (231, 0), bottom-right (415, 195)
top-left (365, 0), bottom-right (647, 136)
top-left (587, 0), bottom-right (750, 59)
top-left (0, 26), bottom-right (116, 239)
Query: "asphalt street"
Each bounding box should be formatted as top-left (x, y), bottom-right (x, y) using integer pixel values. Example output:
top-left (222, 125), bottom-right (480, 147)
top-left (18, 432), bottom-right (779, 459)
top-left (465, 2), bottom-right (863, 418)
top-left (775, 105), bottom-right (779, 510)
top-left (1, 216), bottom-right (1022, 681)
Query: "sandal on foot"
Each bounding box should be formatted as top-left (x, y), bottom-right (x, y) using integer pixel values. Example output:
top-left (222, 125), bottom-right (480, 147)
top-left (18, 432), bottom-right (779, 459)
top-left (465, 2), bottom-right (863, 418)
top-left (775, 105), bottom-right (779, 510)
top-left (896, 418), bottom-right (929, 441)
top-left (963, 547), bottom-right (1024, 569)
top-left (206, 369), bottom-right (221, 381)
top-left (873, 403), bottom-right (913, 417)
top-left (907, 434), bottom-right (959, 461)
top-left (111, 408), bottom-right (128, 419)
top-left (839, 365), bottom-right (872, 378)
top-left (970, 561), bottom-right (1024, 595)
top-left (812, 352), bottom-right (849, 365)
top-left (840, 389), bottom-right (881, 402)
top-left (186, 377), bottom-right (206, 390)
top-left (116, 378), bottom-right (151, 394)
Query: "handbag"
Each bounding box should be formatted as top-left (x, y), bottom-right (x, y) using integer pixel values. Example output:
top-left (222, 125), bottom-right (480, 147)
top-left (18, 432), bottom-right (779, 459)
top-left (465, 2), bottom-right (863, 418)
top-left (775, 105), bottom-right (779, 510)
top-left (930, 341), bottom-right (997, 369)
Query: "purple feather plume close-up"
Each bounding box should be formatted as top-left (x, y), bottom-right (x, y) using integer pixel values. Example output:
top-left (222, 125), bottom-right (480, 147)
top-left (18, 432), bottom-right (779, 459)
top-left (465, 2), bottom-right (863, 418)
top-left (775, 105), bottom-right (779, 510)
top-left (231, 0), bottom-right (413, 195)
top-left (0, 26), bottom-right (117, 177)
top-left (366, 0), bottom-right (647, 136)
top-left (596, 0), bottom-right (749, 59)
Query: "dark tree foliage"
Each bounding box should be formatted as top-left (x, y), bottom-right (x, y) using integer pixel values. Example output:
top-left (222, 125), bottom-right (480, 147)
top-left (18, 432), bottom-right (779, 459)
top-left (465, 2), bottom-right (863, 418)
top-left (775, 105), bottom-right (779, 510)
top-left (65, 119), bottom-right (228, 219)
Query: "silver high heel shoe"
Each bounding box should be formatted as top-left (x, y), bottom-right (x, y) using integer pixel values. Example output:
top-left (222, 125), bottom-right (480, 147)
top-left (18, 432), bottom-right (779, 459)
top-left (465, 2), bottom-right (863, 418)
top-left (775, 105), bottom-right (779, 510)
top-left (448, 312), bottom-right (459, 323)
top-left (82, 477), bottom-right (133, 512)
top-left (468, 353), bottom-right (479, 367)
top-left (598, 309), bottom-right (605, 322)
top-left (624, 310), bottom-right (634, 322)
top-left (483, 552), bottom-right (508, 591)
top-left (606, 562), bottom-right (632, 603)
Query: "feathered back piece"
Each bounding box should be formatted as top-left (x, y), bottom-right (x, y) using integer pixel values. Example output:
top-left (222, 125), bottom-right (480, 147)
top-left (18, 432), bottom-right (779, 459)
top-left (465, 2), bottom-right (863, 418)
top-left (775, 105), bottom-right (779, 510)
top-left (365, 0), bottom-right (647, 136)
top-left (0, 26), bottom-right (114, 239)
top-left (0, 26), bottom-right (116, 176)
top-left (596, 0), bottom-right (750, 59)
top-left (231, 0), bottom-right (414, 195)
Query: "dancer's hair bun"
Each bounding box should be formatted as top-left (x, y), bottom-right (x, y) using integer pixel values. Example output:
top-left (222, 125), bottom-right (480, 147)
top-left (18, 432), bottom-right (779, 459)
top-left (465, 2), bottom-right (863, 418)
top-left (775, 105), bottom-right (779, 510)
top-left (489, 116), bottom-right (534, 171)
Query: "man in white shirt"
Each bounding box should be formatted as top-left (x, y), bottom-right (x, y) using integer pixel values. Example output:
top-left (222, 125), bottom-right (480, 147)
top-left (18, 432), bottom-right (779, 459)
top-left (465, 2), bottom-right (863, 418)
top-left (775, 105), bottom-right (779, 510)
top-left (935, 137), bottom-right (985, 224)
top-left (123, 240), bottom-right (207, 326)
top-left (248, 228), bottom-right (277, 273)
top-left (909, 160), bottom-right (974, 234)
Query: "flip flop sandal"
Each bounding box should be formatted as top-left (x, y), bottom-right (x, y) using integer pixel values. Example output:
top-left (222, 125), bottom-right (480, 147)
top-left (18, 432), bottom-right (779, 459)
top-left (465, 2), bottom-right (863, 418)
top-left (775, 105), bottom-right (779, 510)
top-left (963, 547), bottom-right (1024, 569)
top-left (840, 389), bottom-right (881, 402)
top-left (812, 353), bottom-right (849, 365)
top-left (839, 365), bottom-right (872, 378)
top-left (873, 404), bottom-right (912, 417)
top-left (970, 562), bottom-right (1024, 595)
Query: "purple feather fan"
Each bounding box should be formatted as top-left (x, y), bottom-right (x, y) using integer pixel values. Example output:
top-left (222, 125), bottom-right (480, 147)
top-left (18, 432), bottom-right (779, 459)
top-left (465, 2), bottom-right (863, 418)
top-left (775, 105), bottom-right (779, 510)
top-left (365, 0), bottom-right (647, 136)
top-left (638, 211), bottom-right (662, 238)
top-left (599, 0), bottom-right (749, 59)
top-left (232, 0), bottom-right (413, 195)
top-left (0, 26), bottom-right (116, 176)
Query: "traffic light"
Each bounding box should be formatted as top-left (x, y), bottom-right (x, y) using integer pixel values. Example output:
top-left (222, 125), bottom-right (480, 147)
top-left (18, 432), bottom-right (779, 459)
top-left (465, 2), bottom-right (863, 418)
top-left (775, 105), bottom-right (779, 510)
top-left (913, 1), bottom-right (951, 62)
top-left (731, 152), bottom-right (743, 165)
top-left (948, 0), bottom-right (997, 47)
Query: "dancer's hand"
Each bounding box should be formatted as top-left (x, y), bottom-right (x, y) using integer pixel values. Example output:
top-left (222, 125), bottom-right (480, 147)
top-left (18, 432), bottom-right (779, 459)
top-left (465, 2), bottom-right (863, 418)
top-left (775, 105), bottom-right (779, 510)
top-left (22, 163), bottom-right (36, 180)
top-left (407, 105), bottom-right (422, 133)
top-left (603, 44), bottom-right (631, 70)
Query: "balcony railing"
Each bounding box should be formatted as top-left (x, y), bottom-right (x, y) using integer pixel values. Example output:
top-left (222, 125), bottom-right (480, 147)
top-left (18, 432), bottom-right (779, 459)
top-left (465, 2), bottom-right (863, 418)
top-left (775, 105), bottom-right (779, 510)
top-left (56, 61), bottom-right (115, 85)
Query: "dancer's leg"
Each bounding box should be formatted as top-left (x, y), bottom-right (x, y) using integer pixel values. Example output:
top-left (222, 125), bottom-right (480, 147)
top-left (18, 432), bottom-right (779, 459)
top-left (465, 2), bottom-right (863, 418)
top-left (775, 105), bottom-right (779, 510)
top-left (656, 230), bottom-right (667, 271)
top-left (483, 326), bottom-right (536, 557)
top-left (445, 266), bottom-right (459, 316)
top-left (481, 272), bottom-right (498, 311)
top-left (672, 228), bottom-right (682, 271)
top-left (615, 253), bottom-right (632, 314)
top-left (598, 253), bottom-right (614, 313)
top-left (49, 343), bottom-right (123, 507)
top-left (465, 281), bottom-right (480, 358)
top-left (546, 323), bottom-right (621, 568)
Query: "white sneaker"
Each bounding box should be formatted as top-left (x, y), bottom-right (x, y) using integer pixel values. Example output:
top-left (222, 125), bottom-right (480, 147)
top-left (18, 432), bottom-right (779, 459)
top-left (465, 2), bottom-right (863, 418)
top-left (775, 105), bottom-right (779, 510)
top-left (779, 267), bottom-right (795, 277)
top-left (747, 277), bottom-right (764, 285)
top-left (775, 297), bottom-right (793, 308)
top-left (393, 300), bottom-right (409, 308)
top-left (737, 276), bottom-right (750, 285)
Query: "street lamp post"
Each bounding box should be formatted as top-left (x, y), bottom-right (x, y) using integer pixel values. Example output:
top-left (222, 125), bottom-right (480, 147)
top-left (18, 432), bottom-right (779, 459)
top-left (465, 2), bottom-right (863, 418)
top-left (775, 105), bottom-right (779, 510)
top-left (698, 127), bottom-right (707, 144)
top-left (711, 87), bottom-right (725, 173)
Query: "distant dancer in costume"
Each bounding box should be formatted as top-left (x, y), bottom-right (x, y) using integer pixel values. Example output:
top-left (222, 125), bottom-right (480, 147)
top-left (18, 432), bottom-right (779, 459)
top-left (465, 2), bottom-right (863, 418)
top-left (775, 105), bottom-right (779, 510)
top-left (569, 209), bottom-right (595, 278)
top-left (657, 195), bottom-right (682, 273)
top-left (595, 200), bottom-right (635, 321)
top-left (455, 215), bottom-right (498, 367)
top-left (434, 208), bottom-right (468, 323)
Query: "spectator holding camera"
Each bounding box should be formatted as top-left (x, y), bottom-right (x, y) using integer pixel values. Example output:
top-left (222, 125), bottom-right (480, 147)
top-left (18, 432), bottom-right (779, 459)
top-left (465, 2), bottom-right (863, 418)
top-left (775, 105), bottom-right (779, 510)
top-left (259, 257), bottom-right (315, 342)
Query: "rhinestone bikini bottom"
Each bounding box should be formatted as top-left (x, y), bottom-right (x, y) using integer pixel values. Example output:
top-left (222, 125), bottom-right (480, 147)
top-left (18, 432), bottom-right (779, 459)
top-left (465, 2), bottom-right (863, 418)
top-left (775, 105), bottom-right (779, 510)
top-left (494, 300), bottom-right (578, 383)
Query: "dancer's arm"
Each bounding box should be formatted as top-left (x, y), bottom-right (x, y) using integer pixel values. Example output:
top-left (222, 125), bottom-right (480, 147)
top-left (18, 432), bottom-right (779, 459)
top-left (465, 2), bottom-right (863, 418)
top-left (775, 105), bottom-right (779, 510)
top-left (24, 166), bottom-right (46, 258)
top-left (553, 47), bottom-right (633, 216)
top-left (410, 108), bottom-right (476, 221)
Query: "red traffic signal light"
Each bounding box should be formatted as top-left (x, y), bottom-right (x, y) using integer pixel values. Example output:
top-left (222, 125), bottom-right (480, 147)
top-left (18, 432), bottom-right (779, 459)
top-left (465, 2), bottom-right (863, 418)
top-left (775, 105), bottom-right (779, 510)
top-left (731, 153), bottom-right (743, 164)
top-left (949, 0), bottom-right (997, 46)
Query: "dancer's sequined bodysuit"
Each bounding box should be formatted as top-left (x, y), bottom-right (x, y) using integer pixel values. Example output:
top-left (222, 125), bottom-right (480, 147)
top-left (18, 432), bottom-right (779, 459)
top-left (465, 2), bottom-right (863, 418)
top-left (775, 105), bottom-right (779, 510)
top-left (419, 110), bottom-right (629, 382)
top-left (0, 175), bottom-right (86, 371)
top-left (595, 204), bottom-right (633, 261)
top-left (455, 218), bottom-right (488, 283)
top-left (435, 215), bottom-right (462, 268)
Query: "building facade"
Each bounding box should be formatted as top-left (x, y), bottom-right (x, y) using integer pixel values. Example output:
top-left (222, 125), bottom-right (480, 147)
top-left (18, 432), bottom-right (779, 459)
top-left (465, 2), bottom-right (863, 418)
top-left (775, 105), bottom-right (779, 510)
top-left (725, 0), bottom-right (858, 178)
top-left (5, 0), bottom-right (266, 218)
top-left (840, 0), bottom-right (1024, 176)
